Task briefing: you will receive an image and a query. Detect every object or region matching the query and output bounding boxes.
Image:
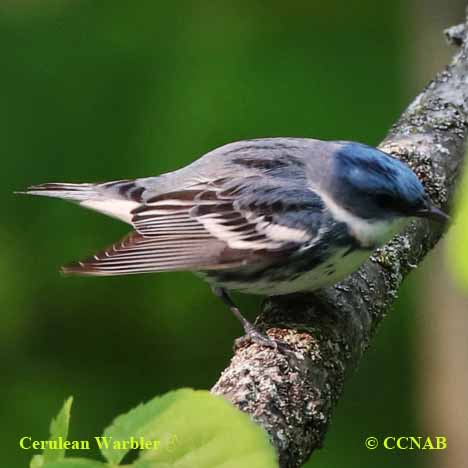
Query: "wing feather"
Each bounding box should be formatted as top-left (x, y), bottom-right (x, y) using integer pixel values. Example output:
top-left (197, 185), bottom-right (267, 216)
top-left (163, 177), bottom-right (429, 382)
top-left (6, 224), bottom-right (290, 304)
top-left (62, 232), bottom-right (237, 275)
top-left (62, 177), bottom-right (324, 276)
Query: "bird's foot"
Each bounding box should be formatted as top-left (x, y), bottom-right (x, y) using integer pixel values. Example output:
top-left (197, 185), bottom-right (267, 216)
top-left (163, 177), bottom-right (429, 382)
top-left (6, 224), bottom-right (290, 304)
top-left (211, 286), bottom-right (290, 353)
top-left (234, 323), bottom-right (290, 353)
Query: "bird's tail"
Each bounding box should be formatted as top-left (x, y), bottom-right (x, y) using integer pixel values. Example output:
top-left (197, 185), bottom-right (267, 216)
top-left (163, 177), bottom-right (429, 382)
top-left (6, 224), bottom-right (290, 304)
top-left (17, 181), bottom-right (140, 223)
top-left (17, 182), bottom-right (98, 201)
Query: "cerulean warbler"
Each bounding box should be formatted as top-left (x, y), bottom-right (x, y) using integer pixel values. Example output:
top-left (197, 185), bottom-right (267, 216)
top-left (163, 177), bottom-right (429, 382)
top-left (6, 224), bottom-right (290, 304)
top-left (22, 138), bottom-right (448, 346)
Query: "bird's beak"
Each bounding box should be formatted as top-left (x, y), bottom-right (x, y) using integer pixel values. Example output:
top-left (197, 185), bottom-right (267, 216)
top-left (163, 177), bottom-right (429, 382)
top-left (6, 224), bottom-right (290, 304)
top-left (415, 205), bottom-right (450, 223)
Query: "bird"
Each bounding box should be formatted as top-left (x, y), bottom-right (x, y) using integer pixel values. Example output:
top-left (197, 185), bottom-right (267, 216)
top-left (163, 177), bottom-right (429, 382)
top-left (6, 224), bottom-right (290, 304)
top-left (20, 138), bottom-right (448, 347)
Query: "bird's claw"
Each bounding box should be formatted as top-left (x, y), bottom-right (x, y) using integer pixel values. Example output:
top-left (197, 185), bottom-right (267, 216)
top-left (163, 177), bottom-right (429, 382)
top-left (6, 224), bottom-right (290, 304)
top-left (234, 327), bottom-right (290, 353)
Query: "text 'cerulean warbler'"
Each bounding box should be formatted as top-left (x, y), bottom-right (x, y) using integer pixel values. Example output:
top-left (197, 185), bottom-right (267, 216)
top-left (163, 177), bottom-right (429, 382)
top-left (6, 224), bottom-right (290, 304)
top-left (22, 138), bottom-right (448, 347)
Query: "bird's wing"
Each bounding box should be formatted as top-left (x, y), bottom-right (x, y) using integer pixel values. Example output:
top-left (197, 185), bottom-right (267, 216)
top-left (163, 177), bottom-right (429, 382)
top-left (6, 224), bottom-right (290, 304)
top-left (62, 176), bottom-right (326, 276)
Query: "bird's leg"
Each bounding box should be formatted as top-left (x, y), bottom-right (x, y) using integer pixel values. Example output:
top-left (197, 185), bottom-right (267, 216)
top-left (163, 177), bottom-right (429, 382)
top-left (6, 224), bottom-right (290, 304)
top-left (211, 286), bottom-right (281, 349)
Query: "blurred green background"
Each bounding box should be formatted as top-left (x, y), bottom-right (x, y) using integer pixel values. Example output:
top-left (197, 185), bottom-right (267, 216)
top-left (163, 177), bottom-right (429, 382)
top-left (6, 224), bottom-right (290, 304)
top-left (2, 1), bottom-right (467, 467)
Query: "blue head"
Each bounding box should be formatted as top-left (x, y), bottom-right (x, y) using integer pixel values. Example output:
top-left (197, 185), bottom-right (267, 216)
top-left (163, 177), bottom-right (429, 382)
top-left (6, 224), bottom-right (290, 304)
top-left (327, 142), bottom-right (447, 222)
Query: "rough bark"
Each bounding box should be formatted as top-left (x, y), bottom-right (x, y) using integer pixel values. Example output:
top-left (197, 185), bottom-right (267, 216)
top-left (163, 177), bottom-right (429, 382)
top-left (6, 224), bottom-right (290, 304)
top-left (211, 11), bottom-right (468, 468)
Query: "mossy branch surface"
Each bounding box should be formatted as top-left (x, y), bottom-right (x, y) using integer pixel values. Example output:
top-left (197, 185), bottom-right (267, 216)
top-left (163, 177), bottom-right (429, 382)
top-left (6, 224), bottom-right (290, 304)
top-left (212, 12), bottom-right (468, 468)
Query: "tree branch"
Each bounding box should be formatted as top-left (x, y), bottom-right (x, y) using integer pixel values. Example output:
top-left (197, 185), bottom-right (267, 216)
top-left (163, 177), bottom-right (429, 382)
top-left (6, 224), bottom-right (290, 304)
top-left (211, 11), bottom-right (468, 468)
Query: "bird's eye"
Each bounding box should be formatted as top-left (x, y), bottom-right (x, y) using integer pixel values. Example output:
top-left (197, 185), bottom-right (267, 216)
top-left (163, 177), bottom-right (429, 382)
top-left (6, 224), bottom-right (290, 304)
top-left (374, 193), bottom-right (395, 208)
top-left (374, 192), bottom-right (410, 214)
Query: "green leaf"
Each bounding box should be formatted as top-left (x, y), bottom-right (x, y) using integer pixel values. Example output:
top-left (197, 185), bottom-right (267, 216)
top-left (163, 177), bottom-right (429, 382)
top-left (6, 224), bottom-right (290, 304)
top-left (43, 397), bottom-right (74, 463)
top-left (447, 165), bottom-right (468, 289)
top-left (31, 397), bottom-right (74, 468)
top-left (101, 388), bottom-right (278, 468)
top-left (30, 455), bottom-right (44, 468)
top-left (39, 459), bottom-right (108, 468)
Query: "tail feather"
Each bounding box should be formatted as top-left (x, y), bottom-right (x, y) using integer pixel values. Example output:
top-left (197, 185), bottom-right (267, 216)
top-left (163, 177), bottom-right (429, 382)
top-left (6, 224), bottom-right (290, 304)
top-left (17, 182), bottom-right (98, 201)
top-left (18, 181), bottom-right (140, 223)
